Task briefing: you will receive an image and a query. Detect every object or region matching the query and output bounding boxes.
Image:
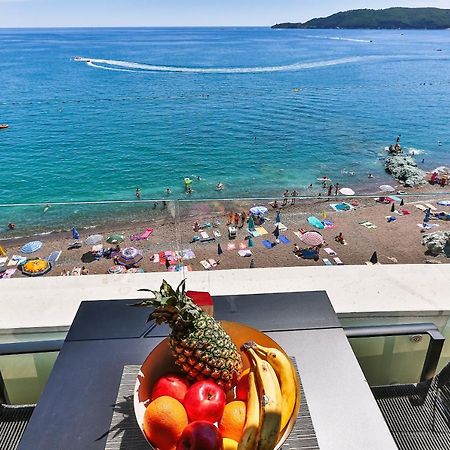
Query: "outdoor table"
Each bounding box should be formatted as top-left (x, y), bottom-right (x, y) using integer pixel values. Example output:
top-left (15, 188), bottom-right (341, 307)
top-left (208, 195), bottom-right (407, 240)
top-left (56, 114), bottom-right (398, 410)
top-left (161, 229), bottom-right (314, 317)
top-left (18, 291), bottom-right (397, 450)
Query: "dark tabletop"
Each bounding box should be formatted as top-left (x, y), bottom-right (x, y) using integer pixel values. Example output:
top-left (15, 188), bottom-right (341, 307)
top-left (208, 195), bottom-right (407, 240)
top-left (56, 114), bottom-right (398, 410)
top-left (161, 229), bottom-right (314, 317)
top-left (19, 291), bottom-right (348, 450)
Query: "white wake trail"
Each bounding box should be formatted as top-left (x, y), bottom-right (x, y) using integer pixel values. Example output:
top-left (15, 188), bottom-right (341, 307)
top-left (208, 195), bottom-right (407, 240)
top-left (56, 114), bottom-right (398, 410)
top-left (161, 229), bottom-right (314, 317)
top-left (75, 55), bottom-right (383, 74)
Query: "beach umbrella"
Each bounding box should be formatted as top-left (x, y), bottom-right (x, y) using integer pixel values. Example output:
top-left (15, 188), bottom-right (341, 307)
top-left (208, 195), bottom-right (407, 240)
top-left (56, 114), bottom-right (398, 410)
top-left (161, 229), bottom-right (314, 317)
top-left (438, 200), bottom-right (450, 206)
top-left (249, 206), bottom-right (268, 216)
top-left (300, 231), bottom-right (324, 247)
top-left (339, 188), bottom-right (355, 196)
top-left (21, 258), bottom-right (51, 277)
top-left (248, 216), bottom-right (255, 231)
top-left (276, 211), bottom-right (281, 223)
top-left (106, 234), bottom-right (124, 245)
top-left (248, 237), bottom-right (254, 248)
top-left (391, 202), bottom-right (395, 212)
top-left (380, 184), bottom-right (395, 192)
top-left (85, 234), bottom-right (103, 245)
top-left (117, 247), bottom-right (143, 267)
top-left (217, 243), bottom-right (223, 256)
top-left (273, 225), bottom-right (280, 239)
top-left (108, 265), bottom-right (126, 274)
top-left (72, 227), bottom-right (80, 240)
top-left (370, 252), bottom-right (378, 265)
top-left (21, 241), bottom-right (43, 254)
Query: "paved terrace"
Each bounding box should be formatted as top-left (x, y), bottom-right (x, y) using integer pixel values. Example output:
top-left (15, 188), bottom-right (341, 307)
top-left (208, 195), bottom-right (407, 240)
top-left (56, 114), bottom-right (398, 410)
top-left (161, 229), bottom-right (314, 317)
top-left (1, 264), bottom-right (449, 332)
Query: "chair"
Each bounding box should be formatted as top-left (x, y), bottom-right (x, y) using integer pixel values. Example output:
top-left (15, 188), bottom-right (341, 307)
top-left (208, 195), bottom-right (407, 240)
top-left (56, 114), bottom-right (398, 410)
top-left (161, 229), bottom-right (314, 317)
top-left (372, 362), bottom-right (450, 449)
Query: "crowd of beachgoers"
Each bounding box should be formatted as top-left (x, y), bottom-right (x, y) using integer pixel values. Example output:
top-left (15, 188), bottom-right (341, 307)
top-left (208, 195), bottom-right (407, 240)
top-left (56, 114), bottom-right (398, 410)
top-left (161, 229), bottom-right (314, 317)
top-left (1, 178), bottom-right (449, 279)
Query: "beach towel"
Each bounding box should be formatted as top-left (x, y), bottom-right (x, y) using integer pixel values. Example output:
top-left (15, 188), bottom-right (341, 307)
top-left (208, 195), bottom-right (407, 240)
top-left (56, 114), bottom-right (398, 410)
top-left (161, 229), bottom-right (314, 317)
top-left (334, 257), bottom-right (344, 265)
top-left (386, 216), bottom-right (397, 223)
top-left (322, 258), bottom-right (332, 266)
top-left (152, 253), bottom-right (160, 263)
top-left (255, 226), bottom-right (268, 236)
top-left (359, 221), bottom-right (377, 229)
top-left (401, 209), bottom-right (411, 215)
top-left (276, 223), bottom-right (288, 232)
top-left (425, 203), bottom-right (437, 211)
top-left (238, 249), bottom-right (252, 257)
top-left (200, 260), bottom-right (212, 270)
top-left (279, 235), bottom-right (290, 244)
top-left (386, 195), bottom-right (402, 202)
top-left (247, 229), bottom-right (260, 237)
top-left (307, 216), bottom-right (325, 229)
top-left (227, 243), bottom-right (236, 251)
top-left (0, 268), bottom-right (16, 279)
top-left (131, 227), bottom-right (154, 241)
top-left (181, 249), bottom-right (196, 260)
top-left (8, 255), bottom-right (26, 266)
top-left (208, 259), bottom-right (218, 267)
top-left (415, 204), bottom-right (427, 211)
top-left (46, 250), bottom-right (62, 264)
top-left (324, 248), bottom-right (336, 256)
top-left (417, 223), bottom-right (439, 230)
top-left (293, 231), bottom-right (302, 239)
top-left (322, 219), bottom-right (335, 229)
top-left (0, 245), bottom-right (6, 257)
top-left (330, 203), bottom-right (352, 212)
top-left (200, 231), bottom-right (209, 240)
top-left (262, 240), bottom-right (273, 249)
top-left (213, 230), bottom-right (221, 238)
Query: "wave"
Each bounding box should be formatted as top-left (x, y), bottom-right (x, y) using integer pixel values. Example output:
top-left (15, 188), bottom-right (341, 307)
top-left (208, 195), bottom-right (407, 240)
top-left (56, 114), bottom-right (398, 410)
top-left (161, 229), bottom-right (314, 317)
top-left (75, 55), bottom-right (383, 74)
top-left (406, 147), bottom-right (426, 155)
top-left (307, 35), bottom-right (372, 43)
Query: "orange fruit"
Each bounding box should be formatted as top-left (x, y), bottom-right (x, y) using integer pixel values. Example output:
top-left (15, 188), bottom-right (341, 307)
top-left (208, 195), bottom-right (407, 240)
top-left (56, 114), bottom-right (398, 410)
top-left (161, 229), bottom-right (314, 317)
top-left (219, 400), bottom-right (246, 442)
top-left (235, 368), bottom-right (250, 401)
top-left (143, 395), bottom-right (188, 450)
top-left (223, 437), bottom-right (239, 450)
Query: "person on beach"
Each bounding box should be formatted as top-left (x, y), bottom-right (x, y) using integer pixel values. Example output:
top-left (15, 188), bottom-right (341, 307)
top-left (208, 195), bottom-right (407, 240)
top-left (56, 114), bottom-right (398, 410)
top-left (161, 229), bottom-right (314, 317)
top-left (293, 243), bottom-right (300, 253)
top-left (216, 182), bottom-right (224, 191)
top-left (422, 158), bottom-right (425, 164)
top-left (396, 135), bottom-right (401, 144)
top-left (335, 183), bottom-right (340, 196)
top-left (187, 187), bottom-right (193, 195)
top-left (335, 232), bottom-right (346, 245)
top-left (282, 190), bottom-right (289, 206)
top-left (81, 266), bottom-right (89, 275)
top-left (241, 211), bottom-right (247, 227)
top-left (193, 221), bottom-right (199, 232)
top-left (309, 183), bottom-right (313, 188)
top-left (152, 202), bottom-right (157, 209)
top-left (270, 200), bottom-right (279, 209)
top-left (135, 187), bottom-right (141, 199)
top-left (227, 212), bottom-right (233, 225)
top-left (327, 185), bottom-right (333, 197)
top-left (233, 212), bottom-right (240, 226)
top-left (291, 190), bottom-right (298, 205)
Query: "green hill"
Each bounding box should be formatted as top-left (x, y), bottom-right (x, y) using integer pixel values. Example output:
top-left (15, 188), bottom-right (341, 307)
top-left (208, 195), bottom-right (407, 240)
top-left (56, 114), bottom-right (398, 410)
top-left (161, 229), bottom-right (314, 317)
top-left (272, 7), bottom-right (450, 30)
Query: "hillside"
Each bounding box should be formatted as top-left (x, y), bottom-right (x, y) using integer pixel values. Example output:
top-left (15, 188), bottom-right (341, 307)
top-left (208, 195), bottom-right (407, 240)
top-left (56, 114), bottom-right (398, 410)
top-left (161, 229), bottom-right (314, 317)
top-left (272, 7), bottom-right (450, 30)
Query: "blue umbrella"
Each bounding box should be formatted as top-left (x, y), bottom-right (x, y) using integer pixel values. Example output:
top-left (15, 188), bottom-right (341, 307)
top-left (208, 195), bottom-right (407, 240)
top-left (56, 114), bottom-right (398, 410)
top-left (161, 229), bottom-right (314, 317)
top-left (72, 227), bottom-right (80, 240)
top-left (249, 206), bottom-right (268, 216)
top-left (276, 211), bottom-right (281, 223)
top-left (21, 241), bottom-right (43, 254)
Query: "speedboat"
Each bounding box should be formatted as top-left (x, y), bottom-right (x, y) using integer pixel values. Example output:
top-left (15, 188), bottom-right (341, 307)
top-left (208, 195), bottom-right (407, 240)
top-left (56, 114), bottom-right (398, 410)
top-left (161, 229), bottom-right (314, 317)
top-left (0, 124), bottom-right (9, 129)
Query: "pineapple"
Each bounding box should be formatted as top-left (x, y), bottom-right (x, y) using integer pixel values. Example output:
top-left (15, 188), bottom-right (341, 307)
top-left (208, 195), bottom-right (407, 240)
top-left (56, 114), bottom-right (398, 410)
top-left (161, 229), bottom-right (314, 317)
top-left (136, 280), bottom-right (243, 391)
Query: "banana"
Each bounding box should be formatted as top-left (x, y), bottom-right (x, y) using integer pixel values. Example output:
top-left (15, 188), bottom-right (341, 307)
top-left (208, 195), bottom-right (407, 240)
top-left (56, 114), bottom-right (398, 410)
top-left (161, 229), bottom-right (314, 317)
top-left (237, 369), bottom-right (259, 450)
top-left (252, 343), bottom-right (298, 431)
top-left (244, 346), bottom-right (282, 450)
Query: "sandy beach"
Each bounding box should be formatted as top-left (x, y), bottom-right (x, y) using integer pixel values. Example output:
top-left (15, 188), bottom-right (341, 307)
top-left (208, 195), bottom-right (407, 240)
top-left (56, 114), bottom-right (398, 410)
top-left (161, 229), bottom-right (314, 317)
top-left (1, 182), bottom-right (449, 279)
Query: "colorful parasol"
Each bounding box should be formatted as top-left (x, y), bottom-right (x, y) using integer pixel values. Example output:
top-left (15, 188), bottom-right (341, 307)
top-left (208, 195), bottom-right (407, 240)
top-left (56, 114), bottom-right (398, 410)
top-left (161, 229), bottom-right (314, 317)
top-left (300, 231), bottom-right (324, 247)
top-left (21, 258), bottom-right (51, 276)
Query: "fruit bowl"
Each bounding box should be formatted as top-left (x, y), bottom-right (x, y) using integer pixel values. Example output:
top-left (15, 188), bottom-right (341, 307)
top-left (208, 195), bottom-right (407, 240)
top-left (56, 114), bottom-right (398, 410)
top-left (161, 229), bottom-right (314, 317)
top-left (134, 321), bottom-right (301, 449)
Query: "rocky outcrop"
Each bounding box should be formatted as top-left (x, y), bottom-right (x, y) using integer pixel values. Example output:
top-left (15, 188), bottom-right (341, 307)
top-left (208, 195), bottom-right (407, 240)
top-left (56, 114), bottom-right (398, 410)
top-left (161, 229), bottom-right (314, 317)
top-left (385, 155), bottom-right (426, 187)
top-left (422, 231), bottom-right (450, 257)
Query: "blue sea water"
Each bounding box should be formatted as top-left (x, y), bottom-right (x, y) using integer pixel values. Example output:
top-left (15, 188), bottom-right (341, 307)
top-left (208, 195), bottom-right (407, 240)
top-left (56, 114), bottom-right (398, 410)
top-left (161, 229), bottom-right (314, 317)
top-left (0, 27), bottom-right (450, 233)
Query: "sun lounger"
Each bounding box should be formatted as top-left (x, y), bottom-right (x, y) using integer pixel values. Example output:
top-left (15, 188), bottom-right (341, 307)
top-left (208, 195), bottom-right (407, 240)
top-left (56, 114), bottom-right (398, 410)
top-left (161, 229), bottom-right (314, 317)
top-left (8, 255), bottom-right (26, 266)
top-left (208, 259), bottom-right (218, 267)
top-left (334, 257), bottom-right (344, 265)
top-left (417, 223), bottom-right (439, 229)
top-left (46, 250), bottom-right (62, 264)
top-left (238, 249), bottom-right (252, 257)
top-left (425, 203), bottom-right (437, 211)
top-left (200, 260), bottom-right (212, 270)
top-left (262, 240), bottom-right (273, 249)
top-left (0, 257), bottom-right (7, 267)
top-left (200, 232), bottom-right (209, 240)
top-left (359, 221), bottom-right (377, 229)
top-left (213, 230), bottom-right (221, 238)
top-left (279, 235), bottom-right (290, 244)
top-left (415, 204), bottom-right (427, 211)
top-left (181, 249), bottom-right (196, 260)
top-left (130, 227), bottom-right (154, 241)
top-left (324, 248), bottom-right (336, 256)
top-left (322, 258), bottom-right (332, 266)
top-left (255, 226), bottom-right (268, 236)
top-left (293, 231), bottom-right (303, 239)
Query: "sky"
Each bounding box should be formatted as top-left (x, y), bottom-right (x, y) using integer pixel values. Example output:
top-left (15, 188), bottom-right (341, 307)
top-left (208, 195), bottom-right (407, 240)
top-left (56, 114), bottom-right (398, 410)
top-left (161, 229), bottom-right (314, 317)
top-left (0, 0), bottom-right (449, 28)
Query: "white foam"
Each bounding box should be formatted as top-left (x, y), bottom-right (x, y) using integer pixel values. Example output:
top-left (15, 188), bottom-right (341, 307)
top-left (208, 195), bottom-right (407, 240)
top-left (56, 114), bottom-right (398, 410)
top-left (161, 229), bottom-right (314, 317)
top-left (75, 55), bottom-right (385, 74)
top-left (407, 147), bottom-right (426, 155)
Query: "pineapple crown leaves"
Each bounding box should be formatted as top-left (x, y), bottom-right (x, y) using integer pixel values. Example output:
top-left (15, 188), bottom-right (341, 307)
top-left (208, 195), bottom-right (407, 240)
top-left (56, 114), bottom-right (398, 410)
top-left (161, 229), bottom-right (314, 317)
top-left (132, 279), bottom-right (202, 326)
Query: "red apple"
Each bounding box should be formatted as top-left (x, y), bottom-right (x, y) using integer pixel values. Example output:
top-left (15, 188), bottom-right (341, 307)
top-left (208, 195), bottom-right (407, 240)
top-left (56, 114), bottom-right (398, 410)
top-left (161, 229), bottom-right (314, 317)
top-left (176, 421), bottom-right (223, 450)
top-left (184, 380), bottom-right (226, 423)
top-left (151, 374), bottom-right (190, 404)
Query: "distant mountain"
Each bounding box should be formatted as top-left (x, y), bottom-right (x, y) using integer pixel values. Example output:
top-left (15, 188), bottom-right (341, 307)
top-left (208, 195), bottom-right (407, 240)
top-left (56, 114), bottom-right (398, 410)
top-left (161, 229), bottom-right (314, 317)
top-left (272, 7), bottom-right (450, 30)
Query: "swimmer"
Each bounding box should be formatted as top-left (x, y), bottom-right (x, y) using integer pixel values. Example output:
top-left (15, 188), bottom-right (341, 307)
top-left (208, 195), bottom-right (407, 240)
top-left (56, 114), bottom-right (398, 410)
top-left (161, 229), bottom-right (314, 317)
top-left (368, 173), bottom-right (374, 178)
top-left (438, 141), bottom-right (442, 146)
top-left (166, 188), bottom-right (171, 195)
top-left (421, 158), bottom-right (425, 164)
top-left (8, 223), bottom-right (15, 230)
top-left (44, 204), bottom-right (50, 212)
top-left (349, 171), bottom-right (355, 176)
top-left (187, 187), bottom-right (193, 195)
top-left (309, 183), bottom-right (313, 188)
top-left (135, 187), bottom-right (141, 199)
top-left (216, 182), bottom-right (224, 191)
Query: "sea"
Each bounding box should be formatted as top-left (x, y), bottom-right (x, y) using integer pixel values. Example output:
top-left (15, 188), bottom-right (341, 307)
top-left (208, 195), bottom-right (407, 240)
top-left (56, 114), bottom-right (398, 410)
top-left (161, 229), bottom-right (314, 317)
top-left (0, 27), bottom-right (449, 236)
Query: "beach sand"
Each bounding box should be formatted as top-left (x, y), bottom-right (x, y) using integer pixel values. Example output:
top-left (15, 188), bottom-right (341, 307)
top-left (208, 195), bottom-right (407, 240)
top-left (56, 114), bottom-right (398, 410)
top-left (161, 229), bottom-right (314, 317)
top-left (1, 184), bottom-right (449, 279)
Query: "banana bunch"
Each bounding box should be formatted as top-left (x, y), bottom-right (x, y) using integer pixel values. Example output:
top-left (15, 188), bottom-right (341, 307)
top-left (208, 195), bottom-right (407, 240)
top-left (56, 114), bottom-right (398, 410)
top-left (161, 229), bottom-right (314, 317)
top-left (238, 341), bottom-right (298, 450)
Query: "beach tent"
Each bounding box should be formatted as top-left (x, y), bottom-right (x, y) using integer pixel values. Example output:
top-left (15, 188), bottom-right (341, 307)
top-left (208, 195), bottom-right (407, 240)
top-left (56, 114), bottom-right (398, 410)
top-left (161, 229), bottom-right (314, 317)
top-left (117, 247), bottom-right (143, 267)
top-left (339, 188), bottom-right (355, 196)
top-left (85, 234), bottom-right (103, 245)
top-left (21, 241), bottom-right (43, 254)
top-left (300, 231), bottom-right (324, 247)
top-left (106, 234), bottom-right (125, 245)
top-left (380, 185), bottom-right (395, 192)
top-left (21, 258), bottom-right (51, 277)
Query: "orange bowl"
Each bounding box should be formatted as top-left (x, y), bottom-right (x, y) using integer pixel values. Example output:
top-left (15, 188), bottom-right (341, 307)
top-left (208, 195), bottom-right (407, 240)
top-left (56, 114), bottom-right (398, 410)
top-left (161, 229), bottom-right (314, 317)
top-left (134, 321), bottom-right (301, 449)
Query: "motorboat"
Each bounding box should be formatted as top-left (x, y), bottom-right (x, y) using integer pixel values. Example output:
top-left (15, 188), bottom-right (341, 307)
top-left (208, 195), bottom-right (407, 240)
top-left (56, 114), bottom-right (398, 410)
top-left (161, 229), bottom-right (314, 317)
top-left (0, 124), bottom-right (9, 130)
